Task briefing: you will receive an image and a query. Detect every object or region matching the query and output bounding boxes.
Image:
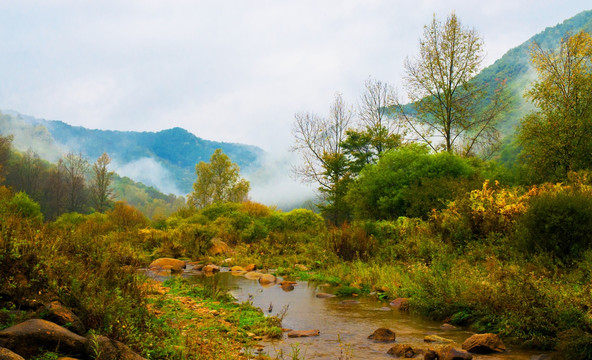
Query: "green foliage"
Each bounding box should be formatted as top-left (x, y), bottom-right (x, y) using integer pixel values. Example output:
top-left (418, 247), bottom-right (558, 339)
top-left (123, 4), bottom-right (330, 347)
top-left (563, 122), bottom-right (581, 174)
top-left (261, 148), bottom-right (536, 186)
top-left (6, 191), bottom-right (43, 222)
top-left (348, 144), bottom-right (478, 220)
top-left (516, 190), bottom-right (592, 261)
top-left (282, 208), bottom-right (324, 232)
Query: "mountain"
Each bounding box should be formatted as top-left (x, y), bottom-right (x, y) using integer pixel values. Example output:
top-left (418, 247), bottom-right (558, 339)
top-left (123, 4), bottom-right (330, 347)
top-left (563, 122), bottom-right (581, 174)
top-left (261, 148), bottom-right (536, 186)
top-left (0, 111), bottom-right (264, 195)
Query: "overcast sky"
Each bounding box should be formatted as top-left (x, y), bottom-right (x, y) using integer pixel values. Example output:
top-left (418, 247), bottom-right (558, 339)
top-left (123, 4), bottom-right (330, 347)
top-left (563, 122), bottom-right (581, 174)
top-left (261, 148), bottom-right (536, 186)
top-left (0, 1), bottom-right (590, 153)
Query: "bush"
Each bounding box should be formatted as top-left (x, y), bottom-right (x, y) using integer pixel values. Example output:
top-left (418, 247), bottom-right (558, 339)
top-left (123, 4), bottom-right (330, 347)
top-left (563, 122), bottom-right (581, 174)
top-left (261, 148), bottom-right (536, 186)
top-left (283, 209), bottom-right (324, 232)
top-left (516, 190), bottom-right (592, 262)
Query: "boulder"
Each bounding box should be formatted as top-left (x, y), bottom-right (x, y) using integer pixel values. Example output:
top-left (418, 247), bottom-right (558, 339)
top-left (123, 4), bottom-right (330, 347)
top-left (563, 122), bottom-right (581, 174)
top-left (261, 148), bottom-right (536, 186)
top-left (461, 333), bottom-right (506, 354)
top-left (202, 264), bottom-right (220, 273)
top-left (230, 266), bottom-right (246, 272)
top-left (316, 293), bottom-right (336, 298)
top-left (43, 301), bottom-right (86, 335)
top-left (0, 347), bottom-right (25, 360)
top-left (438, 344), bottom-right (473, 360)
top-left (287, 330), bottom-right (320, 338)
top-left (258, 274), bottom-right (277, 285)
top-left (86, 334), bottom-right (147, 360)
top-left (208, 238), bottom-right (232, 255)
top-left (389, 298), bottom-right (410, 311)
top-left (440, 323), bottom-right (457, 330)
top-left (368, 328), bottom-right (396, 342)
top-left (280, 281), bottom-right (296, 291)
top-left (244, 264), bottom-right (256, 272)
top-left (191, 263), bottom-right (205, 271)
top-left (0, 319), bottom-right (88, 358)
top-left (244, 272), bottom-right (263, 280)
top-left (149, 258), bottom-right (185, 272)
top-left (424, 334), bottom-right (453, 343)
top-left (386, 344), bottom-right (420, 358)
top-left (424, 349), bottom-right (438, 360)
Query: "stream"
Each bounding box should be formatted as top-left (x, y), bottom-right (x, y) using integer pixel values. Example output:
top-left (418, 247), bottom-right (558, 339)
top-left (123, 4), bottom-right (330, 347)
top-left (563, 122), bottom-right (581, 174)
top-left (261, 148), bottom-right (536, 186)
top-left (152, 267), bottom-right (551, 360)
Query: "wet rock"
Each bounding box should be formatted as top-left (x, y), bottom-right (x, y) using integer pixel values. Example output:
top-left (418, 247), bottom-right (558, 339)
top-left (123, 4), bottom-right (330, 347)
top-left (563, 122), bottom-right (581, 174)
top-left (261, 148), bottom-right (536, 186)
top-left (0, 319), bottom-right (88, 358)
top-left (424, 349), bottom-right (438, 360)
top-left (280, 281), bottom-right (296, 291)
top-left (208, 238), bottom-right (232, 255)
top-left (424, 334), bottom-right (453, 343)
top-left (368, 328), bottom-right (396, 342)
top-left (258, 274), bottom-right (277, 285)
top-left (230, 266), bottom-right (246, 272)
top-left (202, 264), bottom-right (220, 274)
top-left (244, 264), bottom-right (256, 272)
top-left (461, 333), bottom-right (506, 354)
top-left (386, 344), bottom-right (420, 358)
top-left (339, 300), bottom-right (360, 305)
top-left (316, 292), bottom-right (336, 298)
top-left (0, 347), bottom-right (25, 360)
top-left (191, 263), bottom-right (205, 271)
top-left (149, 258), bottom-right (185, 272)
top-left (244, 272), bottom-right (263, 280)
top-left (86, 334), bottom-right (147, 360)
top-left (438, 344), bottom-right (473, 360)
top-left (287, 330), bottom-right (320, 338)
top-left (43, 301), bottom-right (86, 335)
top-left (440, 323), bottom-right (457, 330)
top-left (389, 298), bottom-right (410, 311)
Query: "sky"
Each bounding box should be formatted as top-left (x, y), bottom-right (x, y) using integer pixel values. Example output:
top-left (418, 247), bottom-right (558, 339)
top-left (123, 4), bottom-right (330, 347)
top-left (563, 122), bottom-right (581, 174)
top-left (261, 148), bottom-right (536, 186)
top-left (0, 0), bottom-right (590, 155)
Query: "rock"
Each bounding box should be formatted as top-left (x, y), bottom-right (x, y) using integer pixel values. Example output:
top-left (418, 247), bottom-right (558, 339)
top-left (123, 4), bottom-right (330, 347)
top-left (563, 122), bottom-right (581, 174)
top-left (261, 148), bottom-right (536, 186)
top-left (244, 264), bottom-right (256, 272)
top-left (43, 301), bottom-right (86, 335)
top-left (316, 292), bottom-right (336, 298)
top-left (295, 264), bottom-right (309, 271)
top-left (386, 344), bottom-right (419, 358)
top-left (461, 333), bottom-right (506, 354)
top-left (149, 258), bottom-right (186, 272)
top-left (424, 334), bottom-right (453, 343)
top-left (0, 319), bottom-right (88, 358)
top-left (389, 298), bottom-right (410, 311)
top-left (244, 271), bottom-right (263, 280)
top-left (221, 258), bottom-right (233, 264)
top-left (208, 238), bottom-right (232, 255)
top-left (424, 349), bottom-right (438, 360)
top-left (440, 323), bottom-right (457, 330)
top-left (0, 347), bottom-right (25, 360)
top-left (287, 330), bottom-right (320, 338)
top-left (230, 266), bottom-right (246, 272)
top-left (368, 328), bottom-right (396, 342)
top-left (191, 263), bottom-right (205, 271)
top-left (339, 300), bottom-right (360, 305)
top-left (86, 334), bottom-right (147, 360)
top-left (280, 281), bottom-right (296, 291)
top-left (202, 264), bottom-right (220, 273)
top-left (378, 307), bottom-right (392, 311)
top-left (258, 274), bottom-right (277, 285)
top-left (438, 344), bottom-right (473, 360)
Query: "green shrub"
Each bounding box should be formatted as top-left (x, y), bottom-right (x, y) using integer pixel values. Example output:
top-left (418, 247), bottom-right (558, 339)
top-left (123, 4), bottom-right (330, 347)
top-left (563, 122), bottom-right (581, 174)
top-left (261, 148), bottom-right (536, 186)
top-left (283, 208), bottom-right (324, 232)
top-left (516, 190), bottom-right (592, 262)
top-left (8, 192), bottom-right (43, 222)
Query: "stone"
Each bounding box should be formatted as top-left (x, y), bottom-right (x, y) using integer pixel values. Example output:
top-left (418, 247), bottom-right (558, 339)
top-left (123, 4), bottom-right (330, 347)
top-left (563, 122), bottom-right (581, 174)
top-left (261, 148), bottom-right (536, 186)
top-left (316, 292), bottom-right (336, 298)
top-left (386, 344), bottom-right (420, 358)
top-left (202, 264), bottom-right (220, 273)
top-left (86, 334), bottom-right (147, 360)
top-left (461, 333), bottom-right (506, 354)
top-left (280, 281), bottom-right (296, 291)
top-left (43, 301), bottom-right (86, 336)
top-left (190, 263), bottom-right (205, 271)
top-left (208, 238), bottom-right (232, 255)
top-left (438, 344), bottom-right (473, 360)
top-left (424, 349), bottom-right (438, 360)
top-left (424, 334), bottom-right (453, 343)
top-left (389, 298), bottom-right (410, 311)
top-left (339, 300), bottom-right (360, 305)
top-left (230, 266), bottom-right (246, 272)
top-left (0, 347), bottom-right (25, 360)
top-left (149, 258), bottom-right (185, 272)
top-left (287, 330), bottom-right (320, 338)
top-left (244, 264), bottom-right (256, 272)
top-left (258, 274), bottom-right (277, 285)
top-left (440, 323), bottom-right (457, 330)
top-left (378, 307), bottom-right (392, 311)
top-left (0, 319), bottom-right (88, 358)
top-left (368, 328), bottom-right (396, 342)
top-left (294, 264), bottom-right (309, 271)
top-left (244, 272), bottom-right (263, 280)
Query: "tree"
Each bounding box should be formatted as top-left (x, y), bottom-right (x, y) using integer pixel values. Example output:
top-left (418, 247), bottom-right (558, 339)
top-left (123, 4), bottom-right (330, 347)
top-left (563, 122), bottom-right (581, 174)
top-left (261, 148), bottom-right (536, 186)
top-left (188, 149), bottom-right (250, 209)
top-left (519, 31), bottom-right (592, 182)
top-left (402, 13), bottom-right (507, 155)
top-left (90, 153), bottom-right (114, 213)
top-left (0, 134), bottom-right (13, 183)
top-left (292, 93), bottom-right (353, 224)
top-left (61, 152), bottom-right (89, 213)
top-left (9, 149), bottom-right (45, 199)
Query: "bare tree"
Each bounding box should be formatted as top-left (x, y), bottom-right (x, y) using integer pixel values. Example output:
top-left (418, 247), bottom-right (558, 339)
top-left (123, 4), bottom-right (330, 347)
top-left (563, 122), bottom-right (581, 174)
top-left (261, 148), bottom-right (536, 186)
top-left (90, 152), bottom-right (114, 212)
top-left (61, 152), bottom-right (89, 213)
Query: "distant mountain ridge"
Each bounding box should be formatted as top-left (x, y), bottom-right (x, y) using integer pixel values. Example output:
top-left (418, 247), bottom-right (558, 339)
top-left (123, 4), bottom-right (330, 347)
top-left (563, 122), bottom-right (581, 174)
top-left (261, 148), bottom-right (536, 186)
top-left (0, 110), bottom-right (264, 195)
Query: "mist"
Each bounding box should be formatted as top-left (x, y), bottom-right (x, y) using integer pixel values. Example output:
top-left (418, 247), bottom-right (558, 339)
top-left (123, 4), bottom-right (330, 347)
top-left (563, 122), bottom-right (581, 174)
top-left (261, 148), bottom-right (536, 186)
top-left (112, 157), bottom-right (182, 195)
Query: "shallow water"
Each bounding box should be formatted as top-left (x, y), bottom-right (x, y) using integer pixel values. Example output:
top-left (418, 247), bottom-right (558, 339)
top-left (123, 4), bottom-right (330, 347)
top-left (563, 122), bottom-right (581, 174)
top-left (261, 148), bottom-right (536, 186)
top-left (153, 268), bottom-right (551, 359)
